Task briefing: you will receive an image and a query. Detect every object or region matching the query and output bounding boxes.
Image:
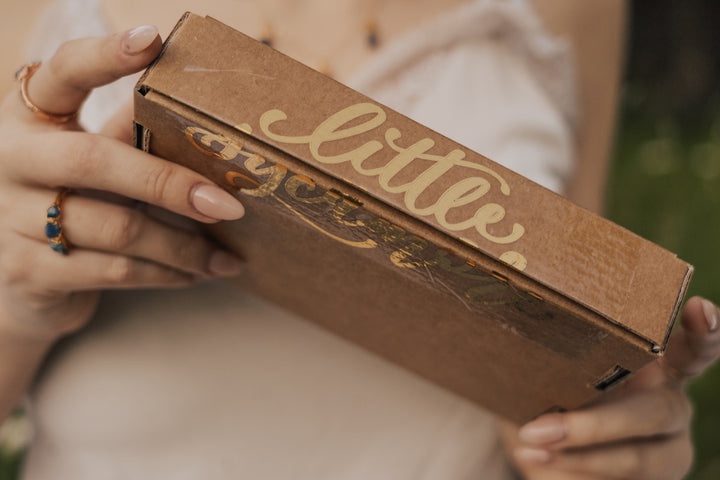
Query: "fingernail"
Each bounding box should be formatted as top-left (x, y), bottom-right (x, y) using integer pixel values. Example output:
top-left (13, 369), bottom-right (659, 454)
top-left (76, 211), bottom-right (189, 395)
top-left (702, 299), bottom-right (719, 332)
top-left (514, 447), bottom-right (552, 465)
top-left (208, 250), bottom-right (244, 276)
top-left (191, 184), bottom-right (245, 220)
top-left (518, 417), bottom-right (566, 445)
top-left (123, 25), bottom-right (159, 55)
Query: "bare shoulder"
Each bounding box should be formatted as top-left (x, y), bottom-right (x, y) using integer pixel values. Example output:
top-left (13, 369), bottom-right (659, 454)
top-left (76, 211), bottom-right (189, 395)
top-left (531, 0), bottom-right (625, 38)
top-left (531, 0), bottom-right (628, 214)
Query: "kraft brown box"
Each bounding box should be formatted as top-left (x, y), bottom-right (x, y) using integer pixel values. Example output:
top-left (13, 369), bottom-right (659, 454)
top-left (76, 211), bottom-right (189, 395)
top-left (133, 13), bottom-right (693, 422)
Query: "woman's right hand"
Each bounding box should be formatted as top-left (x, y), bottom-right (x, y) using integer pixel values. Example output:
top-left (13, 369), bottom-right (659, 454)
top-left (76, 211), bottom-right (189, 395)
top-left (0, 26), bottom-right (247, 343)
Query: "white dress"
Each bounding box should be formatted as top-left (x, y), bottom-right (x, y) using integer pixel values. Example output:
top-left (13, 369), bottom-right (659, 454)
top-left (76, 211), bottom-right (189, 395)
top-left (21, 0), bottom-right (576, 478)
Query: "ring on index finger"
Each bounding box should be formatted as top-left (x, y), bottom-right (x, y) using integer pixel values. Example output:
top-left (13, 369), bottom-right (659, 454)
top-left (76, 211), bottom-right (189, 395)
top-left (16, 62), bottom-right (78, 124)
top-left (46, 188), bottom-right (73, 255)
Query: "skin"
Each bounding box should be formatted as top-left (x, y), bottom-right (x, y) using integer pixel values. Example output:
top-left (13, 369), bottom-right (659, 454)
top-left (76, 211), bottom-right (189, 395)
top-left (532, 0), bottom-right (627, 215)
top-left (503, 296), bottom-right (720, 479)
top-left (0, 29), bottom-right (246, 416)
top-left (0, 2), bottom-right (718, 479)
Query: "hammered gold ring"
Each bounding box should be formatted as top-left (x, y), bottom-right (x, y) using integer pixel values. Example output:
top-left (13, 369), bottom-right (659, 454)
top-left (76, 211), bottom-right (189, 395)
top-left (15, 62), bottom-right (78, 124)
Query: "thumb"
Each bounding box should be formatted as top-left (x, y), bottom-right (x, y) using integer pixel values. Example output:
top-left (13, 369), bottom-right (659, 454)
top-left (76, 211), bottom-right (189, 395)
top-left (660, 296), bottom-right (720, 384)
top-left (21, 25), bottom-right (160, 121)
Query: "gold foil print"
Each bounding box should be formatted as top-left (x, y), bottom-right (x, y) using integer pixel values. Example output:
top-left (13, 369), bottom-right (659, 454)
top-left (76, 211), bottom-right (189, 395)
top-left (526, 291), bottom-right (544, 301)
top-left (285, 176), bottom-right (326, 204)
top-left (272, 193), bottom-right (377, 249)
top-left (240, 168), bottom-right (285, 197)
top-left (390, 240), bottom-right (437, 269)
top-left (184, 120), bottom-right (533, 305)
top-left (293, 175), bottom-right (315, 186)
top-left (499, 251), bottom-right (528, 271)
top-left (491, 271), bottom-right (509, 283)
top-left (185, 126), bottom-right (245, 160)
top-left (239, 154), bottom-right (287, 197)
top-left (226, 171), bottom-right (260, 188)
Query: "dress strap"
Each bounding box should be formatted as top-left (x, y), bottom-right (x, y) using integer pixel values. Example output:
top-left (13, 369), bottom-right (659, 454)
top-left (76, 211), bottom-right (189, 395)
top-left (349, 0), bottom-right (578, 131)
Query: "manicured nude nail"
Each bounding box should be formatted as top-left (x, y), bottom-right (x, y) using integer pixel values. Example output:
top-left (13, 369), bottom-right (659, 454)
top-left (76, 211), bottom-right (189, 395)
top-left (514, 447), bottom-right (552, 465)
top-left (518, 417), bottom-right (566, 445)
top-left (191, 184), bottom-right (245, 220)
top-left (208, 250), bottom-right (244, 276)
top-left (702, 299), bottom-right (719, 332)
top-left (123, 25), bottom-right (159, 55)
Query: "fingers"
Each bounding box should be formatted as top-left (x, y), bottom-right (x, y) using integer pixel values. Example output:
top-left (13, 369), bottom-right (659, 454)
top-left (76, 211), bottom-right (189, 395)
top-left (505, 297), bottom-right (717, 480)
top-left (512, 470), bottom-right (613, 480)
top-left (1, 24), bottom-right (244, 225)
top-left (9, 188), bottom-right (244, 280)
top-left (3, 243), bottom-right (198, 293)
top-left (518, 388), bottom-right (691, 451)
top-left (23, 25), bottom-right (161, 120)
top-left (99, 100), bottom-right (134, 143)
top-left (8, 132), bottom-right (245, 223)
top-left (660, 296), bottom-right (720, 384)
top-left (515, 433), bottom-right (693, 480)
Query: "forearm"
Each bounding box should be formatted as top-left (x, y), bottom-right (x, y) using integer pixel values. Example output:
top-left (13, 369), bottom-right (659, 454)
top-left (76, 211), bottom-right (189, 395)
top-left (0, 25), bottom-right (244, 424)
top-left (561, 1), bottom-right (626, 215)
top-left (0, 305), bottom-right (57, 422)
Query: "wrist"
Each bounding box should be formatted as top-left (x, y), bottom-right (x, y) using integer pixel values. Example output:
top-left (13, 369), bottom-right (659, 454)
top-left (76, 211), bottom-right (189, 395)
top-left (0, 320), bottom-right (63, 352)
top-left (0, 306), bottom-right (65, 423)
top-left (0, 303), bottom-right (67, 351)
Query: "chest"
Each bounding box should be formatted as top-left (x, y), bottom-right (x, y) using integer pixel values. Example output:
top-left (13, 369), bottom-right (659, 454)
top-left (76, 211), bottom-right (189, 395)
top-left (101, 0), bottom-right (469, 82)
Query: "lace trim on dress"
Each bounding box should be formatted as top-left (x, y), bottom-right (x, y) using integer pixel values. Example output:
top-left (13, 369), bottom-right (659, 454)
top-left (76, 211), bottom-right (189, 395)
top-left (349, 0), bottom-right (578, 131)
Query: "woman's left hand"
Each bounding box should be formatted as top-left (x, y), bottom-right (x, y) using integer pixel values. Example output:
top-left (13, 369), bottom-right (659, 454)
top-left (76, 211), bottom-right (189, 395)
top-left (502, 296), bottom-right (720, 480)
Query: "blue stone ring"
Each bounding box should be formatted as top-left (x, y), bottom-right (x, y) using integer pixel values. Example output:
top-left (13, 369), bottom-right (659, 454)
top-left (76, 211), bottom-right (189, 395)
top-left (46, 188), bottom-right (72, 255)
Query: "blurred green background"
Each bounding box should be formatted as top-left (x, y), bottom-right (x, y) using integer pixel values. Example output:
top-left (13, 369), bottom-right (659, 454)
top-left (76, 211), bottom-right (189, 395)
top-left (607, 1), bottom-right (720, 479)
top-left (1, 1), bottom-right (719, 479)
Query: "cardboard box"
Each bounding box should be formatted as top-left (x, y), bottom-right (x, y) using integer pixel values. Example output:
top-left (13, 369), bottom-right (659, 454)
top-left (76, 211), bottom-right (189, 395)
top-left (134, 13), bottom-right (693, 422)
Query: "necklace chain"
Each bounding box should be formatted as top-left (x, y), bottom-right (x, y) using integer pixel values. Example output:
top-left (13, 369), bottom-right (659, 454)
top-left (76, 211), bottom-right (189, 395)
top-left (256, 15), bottom-right (380, 77)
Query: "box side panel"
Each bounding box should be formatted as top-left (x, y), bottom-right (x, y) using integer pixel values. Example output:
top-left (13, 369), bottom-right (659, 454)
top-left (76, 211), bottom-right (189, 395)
top-left (134, 90), bottom-right (657, 422)
top-left (137, 13), bottom-right (691, 347)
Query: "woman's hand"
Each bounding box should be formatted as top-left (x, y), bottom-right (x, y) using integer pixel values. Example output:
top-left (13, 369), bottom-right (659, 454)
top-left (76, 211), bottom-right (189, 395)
top-left (503, 296), bottom-right (720, 480)
top-left (0, 27), bottom-right (246, 343)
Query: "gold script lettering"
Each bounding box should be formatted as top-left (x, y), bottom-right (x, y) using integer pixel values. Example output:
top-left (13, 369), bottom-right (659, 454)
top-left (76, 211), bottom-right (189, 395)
top-left (260, 104), bottom-right (386, 169)
top-left (259, 103), bottom-right (525, 246)
top-left (185, 126), bottom-right (375, 248)
top-left (184, 124), bottom-right (528, 306)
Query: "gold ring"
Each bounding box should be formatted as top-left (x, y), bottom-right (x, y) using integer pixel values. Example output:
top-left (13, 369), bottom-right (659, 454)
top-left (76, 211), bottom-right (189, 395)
top-left (46, 188), bottom-right (73, 255)
top-left (15, 62), bottom-right (78, 124)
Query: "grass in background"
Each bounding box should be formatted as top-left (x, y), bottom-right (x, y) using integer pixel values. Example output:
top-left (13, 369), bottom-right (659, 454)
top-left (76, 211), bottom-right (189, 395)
top-left (0, 454), bottom-right (21, 480)
top-left (606, 86), bottom-right (720, 480)
top-left (0, 411), bottom-right (26, 480)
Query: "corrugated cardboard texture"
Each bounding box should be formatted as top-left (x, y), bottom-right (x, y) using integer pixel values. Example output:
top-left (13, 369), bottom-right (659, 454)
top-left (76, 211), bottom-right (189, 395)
top-left (134, 13), bottom-right (693, 422)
